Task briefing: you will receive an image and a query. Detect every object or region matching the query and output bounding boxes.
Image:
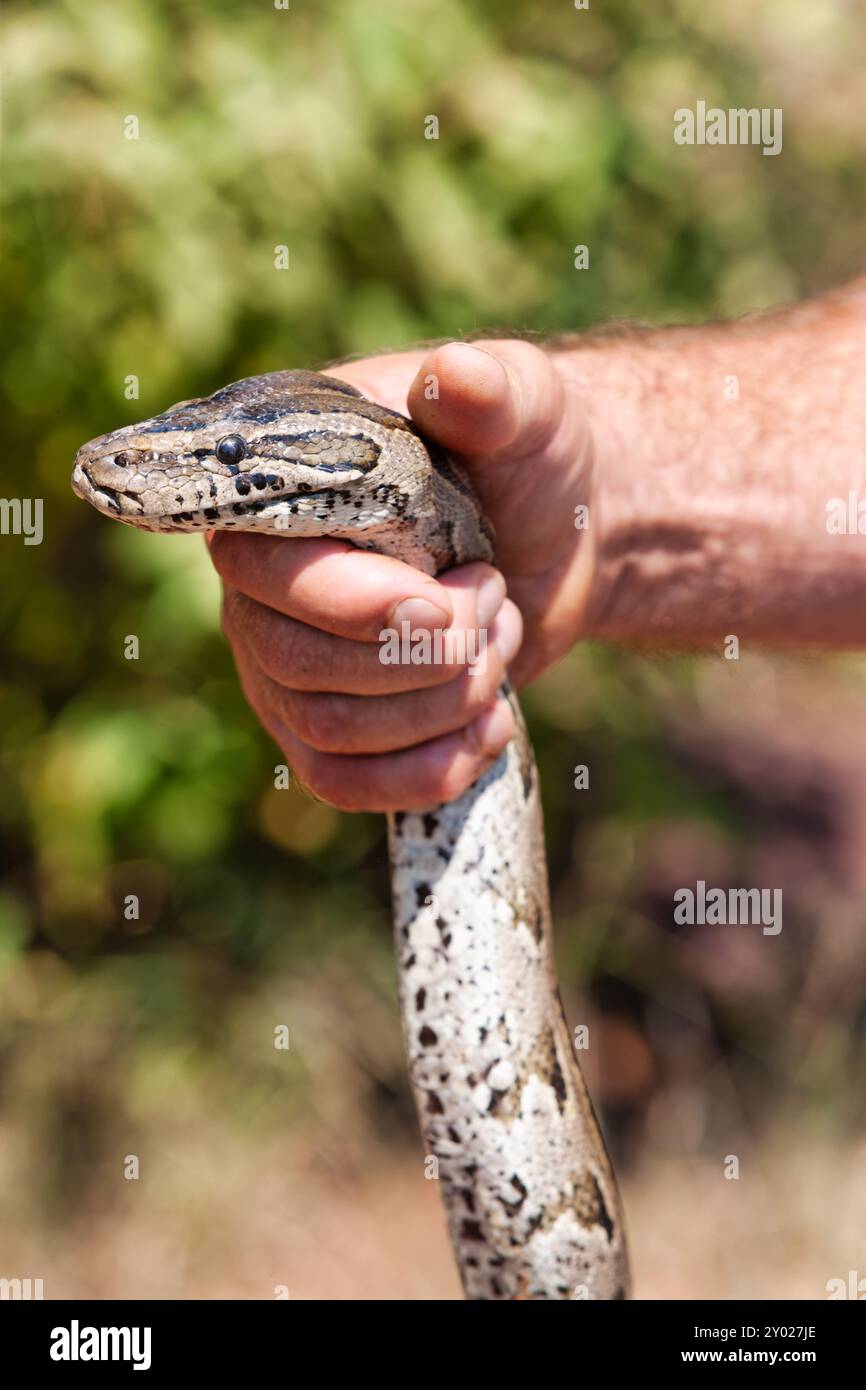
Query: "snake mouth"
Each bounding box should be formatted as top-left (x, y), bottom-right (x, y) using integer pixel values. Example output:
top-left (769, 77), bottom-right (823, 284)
top-left (89, 480), bottom-right (132, 514)
top-left (72, 461), bottom-right (146, 518)
top-left (153, 490), bottom-right (334, 529)
top-left (110, 489), bottom-right (337, 532)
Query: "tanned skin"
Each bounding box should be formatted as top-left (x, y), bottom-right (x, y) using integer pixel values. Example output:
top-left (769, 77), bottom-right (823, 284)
top-left (208, 279), bottom-right (866, 813)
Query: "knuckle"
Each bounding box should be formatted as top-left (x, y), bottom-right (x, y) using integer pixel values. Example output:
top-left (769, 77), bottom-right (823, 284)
top-left (290, 692), bottom-right (350, 753)
top-left (222, 588), bottom-right (261, 648)
top-left (219, 586), bottom-right (242, 639)
top-left (459, 658), bottom-right (503, 716)
top-left (221, 591), bottom-right (312, 687)
top-left (262, 619), bottom-right (308, 685)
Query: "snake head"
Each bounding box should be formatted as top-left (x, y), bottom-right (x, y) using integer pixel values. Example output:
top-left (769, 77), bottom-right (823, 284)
top-left (71, 369), bottom-right (431, 539)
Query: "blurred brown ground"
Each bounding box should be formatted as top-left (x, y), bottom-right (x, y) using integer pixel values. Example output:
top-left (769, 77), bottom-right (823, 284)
top-left (3, 1134), bottom-right (864, 1299)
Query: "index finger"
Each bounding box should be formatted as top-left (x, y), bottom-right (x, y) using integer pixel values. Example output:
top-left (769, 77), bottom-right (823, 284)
top-left (208, 531), bottom-right (455, 642)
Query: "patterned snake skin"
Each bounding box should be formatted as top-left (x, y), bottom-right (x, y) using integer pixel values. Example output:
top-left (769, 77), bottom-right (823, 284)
top-left (72, 369), bottom-right (630, 1300)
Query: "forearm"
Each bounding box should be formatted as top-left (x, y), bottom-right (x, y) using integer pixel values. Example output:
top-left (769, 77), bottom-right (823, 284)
top-left (554, 280), bottom-right (866, 647)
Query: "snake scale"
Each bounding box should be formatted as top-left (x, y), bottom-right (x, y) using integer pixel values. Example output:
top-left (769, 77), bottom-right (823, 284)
top-left (72, 369), bottom-right (629, 1300)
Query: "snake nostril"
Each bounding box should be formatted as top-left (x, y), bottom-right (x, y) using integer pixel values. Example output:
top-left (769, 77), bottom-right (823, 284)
top-left (113, 453), bottom-right (129, 467)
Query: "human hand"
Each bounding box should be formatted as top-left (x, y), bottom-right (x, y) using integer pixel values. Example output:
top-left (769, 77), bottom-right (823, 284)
top-left (210, 339), bottom-right (596, 811)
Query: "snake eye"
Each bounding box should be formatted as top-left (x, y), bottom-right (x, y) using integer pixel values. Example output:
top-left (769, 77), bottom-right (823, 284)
top-left (215, 435), bottom-right (247, 467)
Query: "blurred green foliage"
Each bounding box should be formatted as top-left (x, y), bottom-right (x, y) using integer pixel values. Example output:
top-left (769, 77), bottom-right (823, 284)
top-left (2, 0), bottom-right (866, 1271)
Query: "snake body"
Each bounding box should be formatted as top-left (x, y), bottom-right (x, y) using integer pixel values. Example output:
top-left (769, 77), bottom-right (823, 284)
top-left (72, 369), bottom-right (629, 1300)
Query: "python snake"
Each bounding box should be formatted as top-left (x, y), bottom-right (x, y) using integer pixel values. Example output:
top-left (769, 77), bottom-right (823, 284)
top-left (72, 369), bottom-right (629, 1300)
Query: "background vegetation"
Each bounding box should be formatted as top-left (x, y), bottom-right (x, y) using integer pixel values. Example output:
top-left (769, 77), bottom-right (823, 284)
top-left (2, 0), bottom-right (865, 1297)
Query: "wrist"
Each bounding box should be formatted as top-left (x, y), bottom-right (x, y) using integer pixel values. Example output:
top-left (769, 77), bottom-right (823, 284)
top-left (548, 334), bottom-right (653, 641)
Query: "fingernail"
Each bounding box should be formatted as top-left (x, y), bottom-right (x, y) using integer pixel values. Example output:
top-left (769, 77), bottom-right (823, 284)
top-left (470, 698), bottom-right (513, 758)
top-left (476, 572), bottom-right (506, 628)
top-left (494, 604), bottom-right (522, 666)
top-left (391, 597), bottom-right (451, 633)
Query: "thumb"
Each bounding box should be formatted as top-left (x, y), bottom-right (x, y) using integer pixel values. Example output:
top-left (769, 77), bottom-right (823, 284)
top-left (407, 340), bottom-right (566, 460)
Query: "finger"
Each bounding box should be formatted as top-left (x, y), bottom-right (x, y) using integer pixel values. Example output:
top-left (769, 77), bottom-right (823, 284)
top-left (406, 339), bottom-right (566, 459)
top-left (267, 697), bottom-right (516, 813)
top-left (237, 602), bottom-right (522, 754)
top-left (221, 567), bottom-right (504, 695)
top-left (210, 532), bottom-right (474, 641)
